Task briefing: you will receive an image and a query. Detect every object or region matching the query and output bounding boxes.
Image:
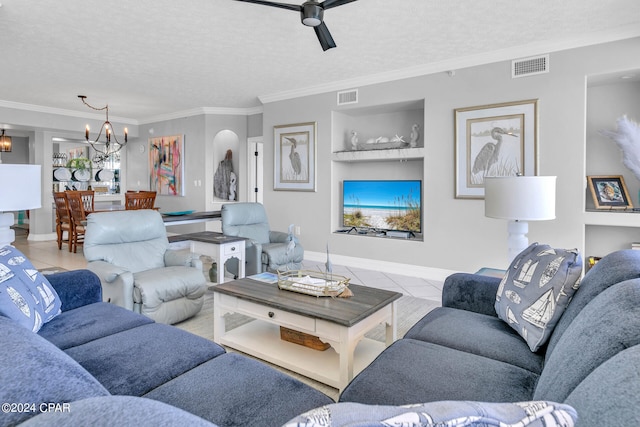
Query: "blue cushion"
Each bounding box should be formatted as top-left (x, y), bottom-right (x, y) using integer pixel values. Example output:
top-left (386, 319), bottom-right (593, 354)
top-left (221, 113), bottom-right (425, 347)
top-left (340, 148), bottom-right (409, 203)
top-left (339, 339), bottom-right (538, 405)
top-left (534, 278), bottom-right (640, 403)
top-left (20, 396), bottom-right (218, 427)
top-left (65, 322), bottom-right (225, 396)
top-left (0, 246), bottom-right (62, 332)
top-left (546, 249), bottom-right (640, 356)
top-left (404, 307), bottom-right (544, 373)
top-left (0, 316), bottom-right (109, 426)
top-left (38, 302), bottom-right (154, 350)
top-left (565, 344), bottom-right (640, 427)
top-left (286, 400), bottom-right (577, 427)
top-left (144, 352), bottom-right (333, 427)
top-left (495, 243), bottom-right (582, 352)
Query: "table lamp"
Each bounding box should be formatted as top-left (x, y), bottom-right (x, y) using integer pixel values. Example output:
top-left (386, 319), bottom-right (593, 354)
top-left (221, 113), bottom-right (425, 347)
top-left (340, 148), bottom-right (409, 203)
top-left (484, 176), bottom-right (556, 262)
top-left (0, 164), bottom-right (42, 248)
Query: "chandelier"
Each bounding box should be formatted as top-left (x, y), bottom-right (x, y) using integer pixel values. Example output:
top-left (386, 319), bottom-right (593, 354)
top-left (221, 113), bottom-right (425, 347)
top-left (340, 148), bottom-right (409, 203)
top-left (0, 129), bottom-right (12, 152)
top-left (78, 95), bottom-right (128, 164)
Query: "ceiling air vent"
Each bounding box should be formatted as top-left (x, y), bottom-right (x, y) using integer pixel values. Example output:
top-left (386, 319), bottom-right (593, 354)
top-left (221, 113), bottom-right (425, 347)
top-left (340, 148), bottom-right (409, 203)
top-left (337, 89), bottom-right (358, 106)
top-left (512, 54), bottom-right (549, 78)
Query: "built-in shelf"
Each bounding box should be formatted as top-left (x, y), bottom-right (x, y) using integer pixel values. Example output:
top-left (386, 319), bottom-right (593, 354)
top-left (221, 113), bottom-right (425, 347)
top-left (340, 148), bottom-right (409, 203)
top-left (584, 210), bottom-right (640, 228)
top-left (584, 72), bottom-right (640, 257)
top-left (332, 147), bottom-right (425, 162)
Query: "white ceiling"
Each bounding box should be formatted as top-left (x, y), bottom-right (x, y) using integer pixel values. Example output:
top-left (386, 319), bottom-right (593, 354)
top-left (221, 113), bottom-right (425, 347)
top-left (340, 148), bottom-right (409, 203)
top-left (1, 0), bottom-right (640, 123)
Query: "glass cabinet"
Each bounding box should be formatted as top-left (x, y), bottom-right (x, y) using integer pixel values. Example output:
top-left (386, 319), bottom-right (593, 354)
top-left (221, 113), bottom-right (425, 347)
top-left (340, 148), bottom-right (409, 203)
top-left (52, 144), bottom-right (121, 196)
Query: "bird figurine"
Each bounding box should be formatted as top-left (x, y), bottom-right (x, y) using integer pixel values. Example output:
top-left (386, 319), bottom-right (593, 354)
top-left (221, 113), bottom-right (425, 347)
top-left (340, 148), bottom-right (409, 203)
top-left (600, 115), bottom-right (640, 181)
top-left (410, 124), bottom-right (420, 147)
top-left (285, 137), bottom-right (302, 175)
top-left (351, 131), bottom-right (359, 150)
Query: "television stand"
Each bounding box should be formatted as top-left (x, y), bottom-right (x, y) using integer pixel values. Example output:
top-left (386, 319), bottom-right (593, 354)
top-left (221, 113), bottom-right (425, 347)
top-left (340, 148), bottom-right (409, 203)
top-left (335, 226), bottom-right (358, 234)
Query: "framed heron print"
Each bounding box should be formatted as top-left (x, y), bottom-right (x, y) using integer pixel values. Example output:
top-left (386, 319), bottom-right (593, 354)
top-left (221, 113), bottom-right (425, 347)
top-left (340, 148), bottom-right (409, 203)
top-left (454, 99), bottom-right (538, 199)
top-left (274, 122), bottom-right (317, 191)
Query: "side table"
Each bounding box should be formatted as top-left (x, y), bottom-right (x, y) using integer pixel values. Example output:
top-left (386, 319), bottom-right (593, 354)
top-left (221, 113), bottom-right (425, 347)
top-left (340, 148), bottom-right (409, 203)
top-left (168, 232), bottom-right (246, 283)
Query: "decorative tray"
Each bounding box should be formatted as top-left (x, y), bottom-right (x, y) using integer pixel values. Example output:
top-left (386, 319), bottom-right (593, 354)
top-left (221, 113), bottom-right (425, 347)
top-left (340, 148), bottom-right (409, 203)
top-left (163, 210), bottom-right (195, 216)
top-left (277, 270), bottom-right (350, 297)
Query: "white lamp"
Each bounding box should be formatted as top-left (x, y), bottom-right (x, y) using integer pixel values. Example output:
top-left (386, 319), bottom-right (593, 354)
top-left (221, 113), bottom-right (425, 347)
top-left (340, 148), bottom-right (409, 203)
top-left (0, 164), bottom-right (42, 248)
top-left (484, 176), bottom-right (556, 262)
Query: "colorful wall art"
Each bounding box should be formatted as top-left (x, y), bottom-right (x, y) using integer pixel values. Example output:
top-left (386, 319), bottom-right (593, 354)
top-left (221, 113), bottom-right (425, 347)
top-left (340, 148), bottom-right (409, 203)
top-left (149, 135), bottom-right (184, 196)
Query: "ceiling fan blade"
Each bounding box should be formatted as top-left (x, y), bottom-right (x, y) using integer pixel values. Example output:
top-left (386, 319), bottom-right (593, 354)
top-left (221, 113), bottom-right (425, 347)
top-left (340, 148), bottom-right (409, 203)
top-left (314, 22), bottom-right (336, 51)
top-left (234, 0), bottom-right (300, 12)
top-left (321, 0), bottom-right (358, 10)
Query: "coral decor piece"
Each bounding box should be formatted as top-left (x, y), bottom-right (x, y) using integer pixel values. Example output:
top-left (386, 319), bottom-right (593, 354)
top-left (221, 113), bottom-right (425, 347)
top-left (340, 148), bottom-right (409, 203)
top-left (600, 115), bottom-right (640, 181)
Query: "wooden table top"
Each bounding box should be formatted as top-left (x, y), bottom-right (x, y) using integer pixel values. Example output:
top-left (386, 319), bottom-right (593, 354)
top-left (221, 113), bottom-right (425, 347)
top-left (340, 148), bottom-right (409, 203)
top-left (213, 277), bottom-right (402, 327)
top-left (161, 211), bottom-right (221, 223)
top-left (168, 231), bottom-right (246, 245)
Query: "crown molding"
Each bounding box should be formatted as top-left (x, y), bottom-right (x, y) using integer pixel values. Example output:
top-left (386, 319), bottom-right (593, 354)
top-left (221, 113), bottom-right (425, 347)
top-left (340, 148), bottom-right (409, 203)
top-left (259, 25), bottom-right (640, 105)
top-left (0, 99), bottom-right (137, 124)
top-left (0, 100), bottom-right (263, 126)
top-left (138, 105), bottom-right (264, 124)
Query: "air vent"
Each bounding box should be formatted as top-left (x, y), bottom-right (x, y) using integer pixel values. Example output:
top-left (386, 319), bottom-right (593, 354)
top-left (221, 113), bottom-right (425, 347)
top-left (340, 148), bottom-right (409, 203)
top-left (337, 89), bottom-right (358, 105)
top-left (512, 54), bottom-right (549, 78)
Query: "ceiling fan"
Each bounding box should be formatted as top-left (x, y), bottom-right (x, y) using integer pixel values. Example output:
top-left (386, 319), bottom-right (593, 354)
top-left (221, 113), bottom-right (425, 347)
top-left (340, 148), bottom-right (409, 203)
top-left (235, 0), bottom-right (358, 51)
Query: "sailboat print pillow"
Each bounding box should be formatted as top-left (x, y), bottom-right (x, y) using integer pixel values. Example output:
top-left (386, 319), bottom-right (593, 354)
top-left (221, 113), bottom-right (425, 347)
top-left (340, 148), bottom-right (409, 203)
top-left (495, 243), bottom-right (582, 352)
top-left (0, 246), bottom-right (62, 332)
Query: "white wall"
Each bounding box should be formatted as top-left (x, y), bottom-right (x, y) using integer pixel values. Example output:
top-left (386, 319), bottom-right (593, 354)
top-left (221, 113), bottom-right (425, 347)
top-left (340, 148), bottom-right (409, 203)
top-left (260, 37), bottom-right (640, 274)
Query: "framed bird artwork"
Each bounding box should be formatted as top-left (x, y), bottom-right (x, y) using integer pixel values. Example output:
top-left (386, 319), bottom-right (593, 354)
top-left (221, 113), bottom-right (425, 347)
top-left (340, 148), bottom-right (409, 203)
top-left (274, 122), bottom-right (317, 191)
top-left (454, 99), bottom-right (538, 199)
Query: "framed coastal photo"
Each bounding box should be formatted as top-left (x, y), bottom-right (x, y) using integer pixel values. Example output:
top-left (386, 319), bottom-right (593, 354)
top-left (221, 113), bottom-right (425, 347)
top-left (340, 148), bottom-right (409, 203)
top-left (149, 134), bottom-right (184, 196)
top-left (274, 122), bottom-right (316, 192)
top-left (454, 99), bottom-right (538, 199)
top-left (587, 175), bottom-right (633, 209)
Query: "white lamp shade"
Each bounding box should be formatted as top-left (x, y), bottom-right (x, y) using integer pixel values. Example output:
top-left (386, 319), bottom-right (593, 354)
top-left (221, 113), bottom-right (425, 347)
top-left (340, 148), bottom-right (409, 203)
top-left (484, 176), bottom-right (556, 221)
top-left (0, 164), bottom-right (42, 211)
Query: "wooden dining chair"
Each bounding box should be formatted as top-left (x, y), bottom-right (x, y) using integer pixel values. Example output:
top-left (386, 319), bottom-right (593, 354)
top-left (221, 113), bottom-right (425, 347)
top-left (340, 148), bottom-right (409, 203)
top-left (53, 192), bottom-right (72, 251)
top-left (64, 191), bottom-right (87, 253)
top-left (125, 191), bottom-right (157, 210)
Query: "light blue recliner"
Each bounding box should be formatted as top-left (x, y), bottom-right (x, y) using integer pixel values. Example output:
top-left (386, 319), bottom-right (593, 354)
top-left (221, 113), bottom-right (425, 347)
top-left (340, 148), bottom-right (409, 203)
top-left (83, 209), bottom-right (207, 324)
top-left (221, 202), bottom-right (303, 276)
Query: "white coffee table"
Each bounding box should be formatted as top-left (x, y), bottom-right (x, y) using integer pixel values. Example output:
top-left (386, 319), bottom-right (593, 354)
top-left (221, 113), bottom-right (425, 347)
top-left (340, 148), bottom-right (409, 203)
top-left (212, 277), bottom-right (402, 391)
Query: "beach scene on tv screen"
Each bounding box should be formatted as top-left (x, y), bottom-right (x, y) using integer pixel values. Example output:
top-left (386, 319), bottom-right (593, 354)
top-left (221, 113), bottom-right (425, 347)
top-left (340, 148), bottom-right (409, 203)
top-left (343, 180), bottom-right (421, 232)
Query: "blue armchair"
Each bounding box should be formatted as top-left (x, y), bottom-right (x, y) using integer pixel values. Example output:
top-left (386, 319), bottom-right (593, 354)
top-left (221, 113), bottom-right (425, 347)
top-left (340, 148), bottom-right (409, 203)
top-left (83, 209), bottom-right (207, 324)
top-left (221, 202), bottom-right (303, 276)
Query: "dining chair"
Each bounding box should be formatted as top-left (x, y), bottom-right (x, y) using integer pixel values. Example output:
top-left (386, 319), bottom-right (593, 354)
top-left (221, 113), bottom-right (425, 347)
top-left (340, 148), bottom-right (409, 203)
top-left (53, 192), bottom-right (72, 251)
top-left (125, 191), bottom-right (157, 210)
top-left (64, 191), bottom-right (87, 253)
top-left (78, 190), bottom-right (95, 214)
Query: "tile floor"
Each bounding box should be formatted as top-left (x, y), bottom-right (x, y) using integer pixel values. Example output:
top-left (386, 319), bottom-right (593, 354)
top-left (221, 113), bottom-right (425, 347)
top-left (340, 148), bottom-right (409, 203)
top-left (12, 227), bottom-right (444, 303)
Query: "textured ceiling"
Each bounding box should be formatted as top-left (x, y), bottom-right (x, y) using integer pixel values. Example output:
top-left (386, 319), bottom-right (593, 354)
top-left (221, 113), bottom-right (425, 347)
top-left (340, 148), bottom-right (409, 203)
top-left (1, 0), bottom-right (639, 122)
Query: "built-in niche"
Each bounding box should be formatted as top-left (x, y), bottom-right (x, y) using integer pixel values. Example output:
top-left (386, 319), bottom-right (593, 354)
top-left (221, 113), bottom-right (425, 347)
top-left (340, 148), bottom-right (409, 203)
top-left (330, 100), bottom-right (425, 240)
top-left (212, 130), bottom-right (240, 202)
top-left (584, 70), bottom-right (640, 257)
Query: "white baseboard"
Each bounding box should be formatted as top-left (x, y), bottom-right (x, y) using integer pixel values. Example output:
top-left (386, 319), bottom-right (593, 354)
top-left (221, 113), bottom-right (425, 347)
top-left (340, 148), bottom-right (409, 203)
top-left (27, 232), bottom-right (57, 242)
top-left (304, 250), bottom-right (458, 282)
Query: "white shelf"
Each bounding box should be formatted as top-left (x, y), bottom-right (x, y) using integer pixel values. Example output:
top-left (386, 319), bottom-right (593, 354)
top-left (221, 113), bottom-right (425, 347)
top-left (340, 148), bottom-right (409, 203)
top-left (584, 211), bottom-right (640, 228)
top-left (332, 147), bottom-right (425, 162)
top-left (219, 320), bottom-right (385, 390)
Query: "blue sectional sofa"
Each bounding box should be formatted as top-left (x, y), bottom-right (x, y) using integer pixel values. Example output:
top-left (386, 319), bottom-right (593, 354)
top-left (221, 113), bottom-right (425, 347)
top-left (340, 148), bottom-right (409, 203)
top-left (338, 249), bottom-right (640, 427)
top-left (4, 248), bottom-right (640, 426)
top-left (1, 269), bottom-right (332, 427)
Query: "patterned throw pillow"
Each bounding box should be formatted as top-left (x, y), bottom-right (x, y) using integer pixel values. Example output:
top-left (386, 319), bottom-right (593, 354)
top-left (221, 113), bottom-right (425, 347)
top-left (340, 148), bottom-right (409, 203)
top-left (0, 246), bottom-right (62, 332)
top-left (284, 400), bottom-right (577, 427)
top-left (495, 243), bottom-right (582, 352)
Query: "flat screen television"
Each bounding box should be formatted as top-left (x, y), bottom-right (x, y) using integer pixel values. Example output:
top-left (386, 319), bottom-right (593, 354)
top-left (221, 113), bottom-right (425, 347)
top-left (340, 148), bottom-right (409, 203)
top-left (342, 180), bottom-right (422, 233)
